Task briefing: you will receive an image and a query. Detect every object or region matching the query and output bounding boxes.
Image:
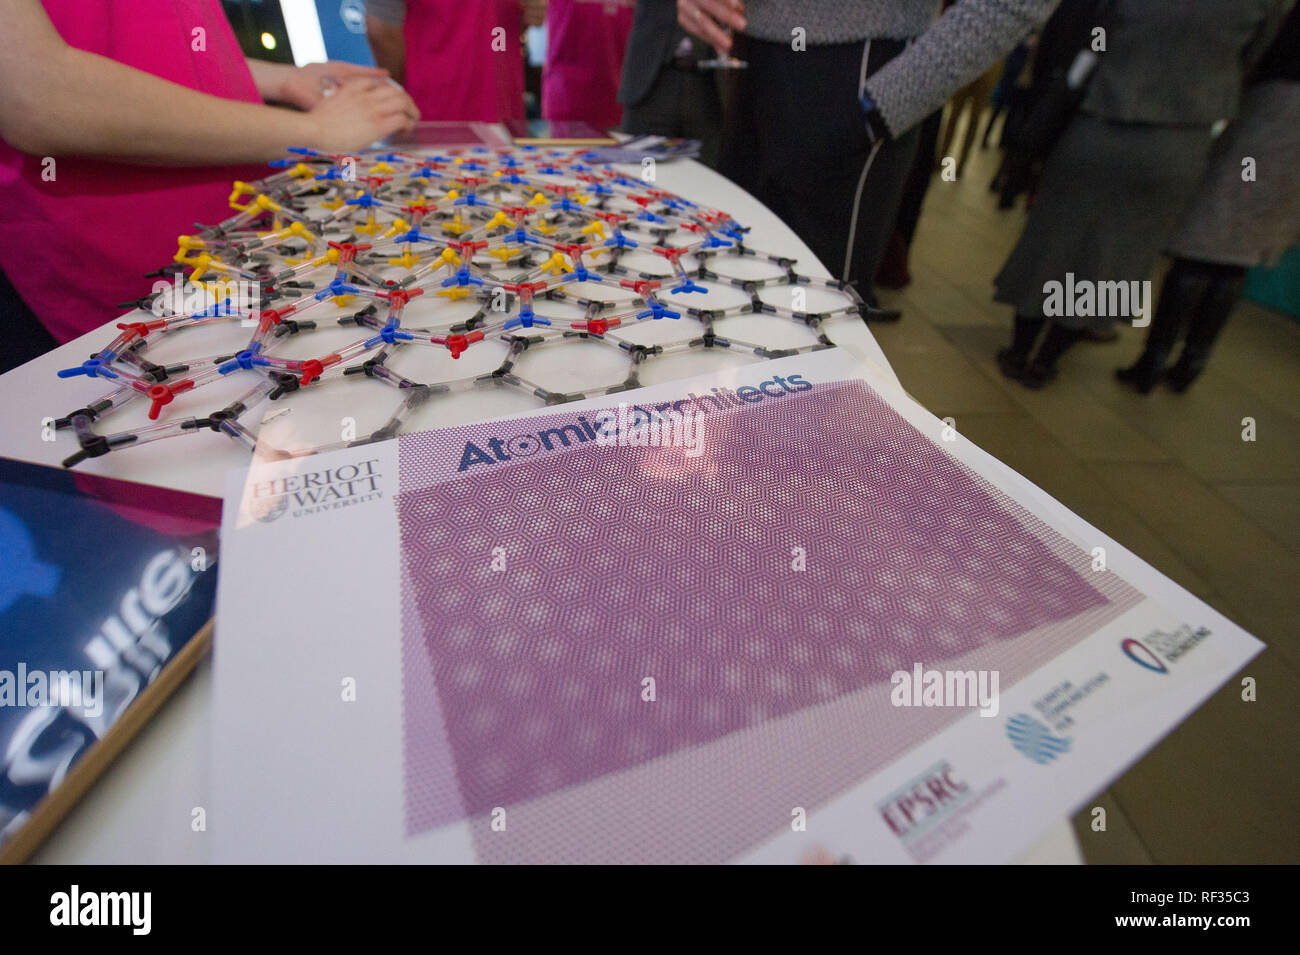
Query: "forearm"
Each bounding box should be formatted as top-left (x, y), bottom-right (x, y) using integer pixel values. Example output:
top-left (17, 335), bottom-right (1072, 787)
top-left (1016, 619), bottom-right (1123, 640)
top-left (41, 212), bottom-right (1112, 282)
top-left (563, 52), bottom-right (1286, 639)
top-left (366, 16), bottom-right (406, 85)
top-left (3, 44), bottom-right (318, 163)
top-left (865, 0), bottom-right (1060, 136)
top-left (245, 57), bottom-right (297, 104)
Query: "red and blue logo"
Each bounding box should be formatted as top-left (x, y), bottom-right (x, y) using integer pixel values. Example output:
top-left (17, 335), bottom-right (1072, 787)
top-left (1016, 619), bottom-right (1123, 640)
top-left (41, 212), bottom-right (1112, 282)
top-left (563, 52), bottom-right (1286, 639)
top-left (1121, 638), bottom-right (1167, 674)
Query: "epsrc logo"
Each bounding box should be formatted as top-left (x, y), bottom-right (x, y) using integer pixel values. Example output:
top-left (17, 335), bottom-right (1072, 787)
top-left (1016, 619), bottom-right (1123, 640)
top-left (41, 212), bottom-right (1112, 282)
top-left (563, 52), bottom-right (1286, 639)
top-left (876, 760), bottom-right (1007, 862)
top-left (878, 762), bottom-right (969, 839)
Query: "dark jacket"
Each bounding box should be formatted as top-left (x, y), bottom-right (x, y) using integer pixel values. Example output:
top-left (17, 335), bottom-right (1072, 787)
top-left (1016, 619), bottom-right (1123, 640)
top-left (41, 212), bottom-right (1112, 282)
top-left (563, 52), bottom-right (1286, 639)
top-left (1081, 0), bottom-right (1293, 125)
top-left (617, 0), bottom-right (682, 108)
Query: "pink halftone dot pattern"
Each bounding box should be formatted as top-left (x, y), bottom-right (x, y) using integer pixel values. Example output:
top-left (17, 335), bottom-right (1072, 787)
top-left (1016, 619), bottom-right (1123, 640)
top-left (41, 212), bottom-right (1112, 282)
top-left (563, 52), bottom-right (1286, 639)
top-left (397, 379), bottom-right (1118, 848)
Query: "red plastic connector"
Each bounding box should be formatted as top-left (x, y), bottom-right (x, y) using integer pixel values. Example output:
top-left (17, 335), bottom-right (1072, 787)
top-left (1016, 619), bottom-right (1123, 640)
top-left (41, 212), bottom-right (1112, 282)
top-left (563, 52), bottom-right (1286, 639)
top-left (384, 287), bottom-right (424, 308)
top-left (572, 317), bottom-right (620, 336)
top-left (444, 331), bottom-right (484, 359)
top-left (298, 353), bottom-right (340, 386)
top-left (327, 241), bottom-right (373, 264)
top-left (146, 379), bottom-right (195, 419)
top-left (115, 319), bottom-right (168, 343)
top-left (619, 278), bottom-right (662, 297)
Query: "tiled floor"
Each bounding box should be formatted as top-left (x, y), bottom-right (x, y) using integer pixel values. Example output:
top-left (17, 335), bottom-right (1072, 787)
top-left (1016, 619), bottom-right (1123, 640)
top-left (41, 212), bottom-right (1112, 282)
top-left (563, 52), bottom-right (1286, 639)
top-left (873, 116), bottom-right (1300, 864)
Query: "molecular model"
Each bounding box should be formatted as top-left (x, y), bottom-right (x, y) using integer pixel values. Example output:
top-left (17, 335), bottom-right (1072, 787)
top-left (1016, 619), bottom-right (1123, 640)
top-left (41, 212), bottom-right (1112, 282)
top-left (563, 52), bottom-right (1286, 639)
top-left (51, 146), bottom-right (883, 468)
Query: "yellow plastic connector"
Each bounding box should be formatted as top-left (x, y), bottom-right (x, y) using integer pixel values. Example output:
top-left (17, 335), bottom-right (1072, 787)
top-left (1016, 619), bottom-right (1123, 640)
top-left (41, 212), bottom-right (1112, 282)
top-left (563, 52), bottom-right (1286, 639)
top-left (541, 252), bottom-right (572, 276)
top-left (228, 181), bottom-right (256, 211)
top-left (389, 249), bottom-right (421, 269)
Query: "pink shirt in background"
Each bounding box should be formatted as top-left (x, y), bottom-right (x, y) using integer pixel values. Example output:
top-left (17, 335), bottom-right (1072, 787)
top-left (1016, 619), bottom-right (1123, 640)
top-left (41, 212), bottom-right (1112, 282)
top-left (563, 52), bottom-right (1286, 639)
top-left (542, 0), bottom-right (635, 129)
top-left (0, 0), bottom-right (267, 344)
top-left (402, 0), bottom-right (526, 122)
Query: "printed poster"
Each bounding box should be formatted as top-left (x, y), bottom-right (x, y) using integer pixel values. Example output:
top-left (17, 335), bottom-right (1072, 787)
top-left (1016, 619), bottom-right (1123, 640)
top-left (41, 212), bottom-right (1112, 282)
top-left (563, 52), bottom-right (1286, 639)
top-left (211, 349), bottom-right (1261, 863)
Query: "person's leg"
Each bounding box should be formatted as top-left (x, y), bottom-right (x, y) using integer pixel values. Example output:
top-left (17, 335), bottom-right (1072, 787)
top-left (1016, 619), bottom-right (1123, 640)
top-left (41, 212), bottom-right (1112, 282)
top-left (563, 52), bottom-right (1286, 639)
top-left (623, 65), bottom-right (723, 170)
top-left (981, 101), bottom-right (1004, 149)
top-left (1020, 322), bottom-right (1082, 389)
top-left (717, 34), bottom-right (766, 203)
top-left (1116, 257), bottom-right (1209, 393)
top-left (997, 313), bottom-right (1045, 379)
top-left (937, 97), bottom-right (963, 170)
top-left (897, 110), bottom-right (943, 249)
top-left (1166, 261), bottom-right (1248, 391)
top-left (997, 148), bottom-right (1034, 208)
top-left (679, 72), bottom-right (723, 170)
top-left (719, 36), bottom-right (916, 307)
top-left (621, 68), bottom-right (685, 139)
top-left (875, 108), bottom-right (942, 290)
top-left (956, 90), bottom-right (986, 178)
top-left (0, 266), bottom-right (59, 374)
top-left (844, 122), bottom-right (920, 307)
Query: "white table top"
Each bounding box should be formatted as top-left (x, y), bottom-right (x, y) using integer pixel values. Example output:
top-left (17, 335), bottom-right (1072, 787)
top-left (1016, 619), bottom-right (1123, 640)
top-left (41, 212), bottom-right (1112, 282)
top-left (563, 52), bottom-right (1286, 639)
top-left (0, 155), bottom-right (1079, 864)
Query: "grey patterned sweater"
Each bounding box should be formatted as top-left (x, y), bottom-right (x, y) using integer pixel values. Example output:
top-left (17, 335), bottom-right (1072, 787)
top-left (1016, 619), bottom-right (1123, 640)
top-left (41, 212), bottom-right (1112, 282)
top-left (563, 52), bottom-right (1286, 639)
top-left (744, 0), bottom-right (1061, 135)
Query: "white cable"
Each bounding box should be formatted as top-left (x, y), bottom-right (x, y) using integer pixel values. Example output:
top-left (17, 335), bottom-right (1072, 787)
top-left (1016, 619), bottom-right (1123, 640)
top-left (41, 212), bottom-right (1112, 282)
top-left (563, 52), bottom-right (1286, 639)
top-left (844, 39), bottom-right (877, 282)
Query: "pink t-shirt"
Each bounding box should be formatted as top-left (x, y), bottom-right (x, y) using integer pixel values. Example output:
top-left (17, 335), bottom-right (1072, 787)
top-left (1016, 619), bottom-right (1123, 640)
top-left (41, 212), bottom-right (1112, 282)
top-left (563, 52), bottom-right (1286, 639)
top-left (542, 0), bottom-right (635, 129)
top-left (402, 0), bottom-right (526, 123)
top-left (0, 0), bottom-right (265, 344)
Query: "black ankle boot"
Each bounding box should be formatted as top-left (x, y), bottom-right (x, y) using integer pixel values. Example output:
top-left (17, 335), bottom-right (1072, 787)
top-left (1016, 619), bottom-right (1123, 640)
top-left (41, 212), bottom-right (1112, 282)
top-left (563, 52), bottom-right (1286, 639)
top-left (1116, 260), bottom-right (1210, 394)
top-left (1163, 263), bottom-right (1247, 393)
top-left (999, 314), bottom-right (1045, 379)
top-left (1115, 354), bottom-right (1166, 394)
top-left (997, 347), bottom-right (1026, 379)
top-left (1019, 360), bottom-right (1058, 389)
top-left (1019, 324), bottom-right (1081, 388)
top-left (1163, 361), bottom-right (1199, 392)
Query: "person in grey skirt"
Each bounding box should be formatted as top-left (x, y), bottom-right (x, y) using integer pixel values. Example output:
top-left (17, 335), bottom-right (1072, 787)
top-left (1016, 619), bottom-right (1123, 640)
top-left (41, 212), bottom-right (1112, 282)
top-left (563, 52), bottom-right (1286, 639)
top-left (1117, 5), bottom-right (1300, 393)
top-left (993, 0), bottom-right (1294, 389)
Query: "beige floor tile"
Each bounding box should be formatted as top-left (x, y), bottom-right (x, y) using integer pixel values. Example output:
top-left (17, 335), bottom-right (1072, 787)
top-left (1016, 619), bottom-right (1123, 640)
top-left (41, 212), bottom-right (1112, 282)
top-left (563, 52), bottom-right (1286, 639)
top-left (1213, 482), bottom-right (1300, 560)
top-left (1103, 375), bottom-right (1299, 483)
top-left (1072, 789), bottom-right (1156, 865)
top-left (868, 321), bottom-right (1021, 416)
top-left (1213, 301), bottom-right (1300, 422)
top-left (943, 326), bottom-right (1172, 462)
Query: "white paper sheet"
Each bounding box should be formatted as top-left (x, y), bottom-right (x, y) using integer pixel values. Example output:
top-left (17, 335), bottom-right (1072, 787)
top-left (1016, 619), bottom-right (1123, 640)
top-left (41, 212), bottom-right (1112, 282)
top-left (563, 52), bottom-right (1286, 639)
top-left (211, 349), bottom-right (1261, 863)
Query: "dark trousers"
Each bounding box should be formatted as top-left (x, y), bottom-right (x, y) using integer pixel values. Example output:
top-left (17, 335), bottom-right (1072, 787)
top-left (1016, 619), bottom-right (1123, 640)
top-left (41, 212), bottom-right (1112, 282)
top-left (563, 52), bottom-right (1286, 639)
top-left (621, 67), bottom-right (724, 169)
top-left (719, 36), bottom-right (920, 299)
top-left (1, 266), bottom-right (58, 374)
top-left (895, 108), bottom-right (943, 250)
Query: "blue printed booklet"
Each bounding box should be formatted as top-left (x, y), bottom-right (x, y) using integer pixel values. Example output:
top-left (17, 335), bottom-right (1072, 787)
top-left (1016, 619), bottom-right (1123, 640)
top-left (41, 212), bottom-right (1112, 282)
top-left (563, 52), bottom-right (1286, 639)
top-left (0, 456), bottom-right (219, 862)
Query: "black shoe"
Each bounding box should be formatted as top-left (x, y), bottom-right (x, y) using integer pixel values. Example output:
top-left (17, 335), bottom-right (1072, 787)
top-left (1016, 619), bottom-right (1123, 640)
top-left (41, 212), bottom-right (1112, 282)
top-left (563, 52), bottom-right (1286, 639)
top-left (1115, 360), bottom-right (1162, 394)
top-left (1019, 361), bottom-right (1057, 390)
top-left (1163, 360), bottom-right (1201, 393)
top-left (996, 347), bottom-right (1026, 380)
top-left (1080, 325), bottom-right (1119, 344)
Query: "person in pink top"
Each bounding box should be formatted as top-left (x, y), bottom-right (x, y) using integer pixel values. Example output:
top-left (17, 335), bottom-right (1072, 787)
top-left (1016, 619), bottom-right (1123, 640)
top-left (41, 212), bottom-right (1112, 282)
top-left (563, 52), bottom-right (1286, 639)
top-left (542, 0), bottom-right (635, 129)
top-left (0, 0), bottom-right (419, 372)
top-left (365, 0), bottom-right (543, 123)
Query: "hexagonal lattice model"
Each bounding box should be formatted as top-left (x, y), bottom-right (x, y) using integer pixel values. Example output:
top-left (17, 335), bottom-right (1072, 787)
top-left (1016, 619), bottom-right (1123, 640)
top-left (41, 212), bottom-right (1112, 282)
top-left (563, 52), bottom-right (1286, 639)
top-left (51, 146), bottom-right (883, 468)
